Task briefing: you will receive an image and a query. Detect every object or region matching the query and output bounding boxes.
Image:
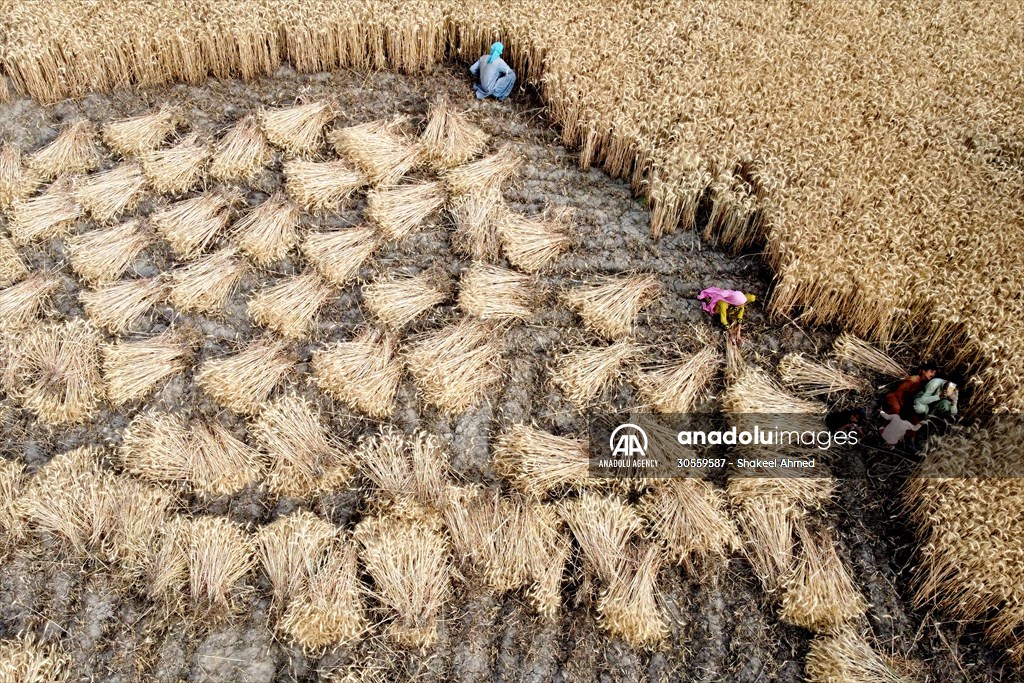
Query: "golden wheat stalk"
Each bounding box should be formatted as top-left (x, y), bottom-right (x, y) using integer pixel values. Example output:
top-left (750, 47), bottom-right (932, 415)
top-left (80, 276), bottom-right (166, 335)
top-left (103, 107), bottom-right (181, 157)
top-left (636, 348), bottom-right (721, 413)
top-left (168, 248), bottom-right (246, 315)
top-left (0, 272), bottom-right (61, 331)
top-left (328, 118), bottom-right (420, 186)
top-left (210, 114), bottom-right (273, 182)
top-left (0, 142), bottom-right (39, 210)
top-left (259, 101), bottom-right (335, 155)
top-left (66, 219), bottom-right (152, 285)
top-left (492, 423), bottom-right (590, 496)
top-left (283, 158), bottom-right (367, 212)
top-left (195, 337), bottom-right (293, 415)
top-left (73, 162), bottom-right (147, 222)
top-left (256, 509), bottom-right (338, 605)
top-left (832, 332), bottom-right (907, 379)
top-left (0, 636), bottom-right (71, 683)
top-left (141, 133), bottom-right (211, 195)
top-left (248, 272), bottom-right (335, 339)
top-left (448, 186), bottom-right (504, 261)
top-left (9, 177), bottom-right (84, 245)
top-left (639, 479), bottom-right (740, 570)
top-left (562, 274), bottom-right (661, 340)
top-left (777, 352), bottom-right (869, 397)
top-left (721, 364), bottom-right (827, 428)
top-left (404, 318), bottom-right (504, 415)
top-left (805, 628), bottom-right (912, 683)
top-left (101, 330), bottom-right (193, 405)
top-left (597, 544), bottom-right (669, 646)
top-left (419, 98), bottom-right (489, 169)
top-left (188, 422), bottom-right (267, 497)
top-left (780, 522), bottom-right (867, 632)
top-left (498, 205), bottom-right (574, 272)
top-left (551, 340), bottom-right (643, 407)
top-left (181, 515), bottom-right (256, 618)
top-left (313, 328), bottom-right (402, 419)
top-left (458, 262), bottom-right (536, 321)
top-left (151, 188), bottom-right (240, 259)
top-left (233, 193), bottom-right (301, 266)
top-left (355, 428), bottom-right (450, 512)
top-left (28, 119), bottom-right (101, 180)
top-left (443, 145), bottom-right (520, 194)
top-left (362, 270), bottom-right (449, 330)
top-left (302, 225), bottom-right (378, 286)
top-left (366, 181), bottom-right (446, 240)
top-left (558, 491), bottom-right (642, 584)
top-left (0, 237), bottom-right (28, 288)
top-left (0, 459), bottom-right (27, 548)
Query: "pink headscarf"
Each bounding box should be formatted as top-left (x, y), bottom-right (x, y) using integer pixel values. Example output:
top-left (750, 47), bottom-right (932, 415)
top-left (697, 287), bottom-right (749, 314)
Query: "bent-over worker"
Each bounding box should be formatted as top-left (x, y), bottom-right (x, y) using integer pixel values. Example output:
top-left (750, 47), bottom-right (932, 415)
top-left (697, 287), bottom-right (756, 344)
top-left (470, 42), bottom-right (516, 101)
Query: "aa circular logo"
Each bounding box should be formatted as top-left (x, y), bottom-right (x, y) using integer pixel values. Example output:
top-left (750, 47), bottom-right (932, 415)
top-left (609, 423), bottom-right (648, 458)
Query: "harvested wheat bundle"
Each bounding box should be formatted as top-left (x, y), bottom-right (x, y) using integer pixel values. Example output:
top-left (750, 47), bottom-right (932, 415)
top-left (805, 628), bottom-right (911, 683)
top-left (449, 186), bottom-right (504, 261)
top-left (355, 428), bottom-right (450, 511)
top-left (443, 146), bottom-right (520, 194)
top-left (354, 513), bottom-right (451, 648)
top-left (832, 333), bottom-right (907, 379)
top-left (302, 225), bottom-right (378, 286)
top-left (0, 143), bottom-right (38, 210)
top-left (101, 331), bottom-right (192, 405)
top-left (259, 101), bottom-right (334, 155)
top-left (168, 248), bottom-right (246, 316)
top-left (0, 460), bottom-right (26, 547)
top-left (281, 539), bottom-right (367, 651)
top-left (181, 515), bottom-right (255, 617)
top-left (492, 423), bottom-right (590, 496)
top-left (0, 272), bottom-right (60, 331)
top-left (72, 162), bottom-right (147, 222)
top-left (366, 181), bottom-right (446, 241)
top-left (210, 115), bottom-right (273, 182)
top-left (597, 544), bottom-right (668, 646)
top-left (725, 334), bottom-right (746, 383)
top-left (151, 189), bottom-right (240, 259)
top-left (28, 119), bottom-right (101, 180)
top-left (256, 510), bottom-right (338, 605)
top-left (283, 159), bottom-right (367, 212)
top-left (5, 319), bottom-right (103, 425)
top-left (248, 272), bottom-right (334, 339)
top-left (67, 219), bottom-right (152, 285)
top-left (196, 338), bottom-right (293, 415)
top-left (313, 328), bottom-right (401, 418)
top-left (102, 108), bottom-right (181, 157)
top-left (498, 206), bottom-right (574, 272)
top-left (780, 523), bottom-right (866, 632)
top-left (404, 318), bottom-right (504, 415)
top-left (362, 270), bottom-right (449, 330)
top-left (551, 340), bottom-right (643, 407)
top-left (639, 479), bottom-right (740, 570)
top-left (778, 353), bottom-right (869, 397)
top-left (188, 422), bottom-right (266, 496)
top-left (458, 262), bottom-right (535, 321)
top-left (722, 365), bottom-right (826, 416)
top-left (328, 118), bottom-right (420, 186)
top-left (527, 505), bottom-right (570, 619)
top-left (146, 517), bottom-right (191, 606)
top-left (637, 348), bottom-right (721, 413)
top-left (80, 276), bottom-right (166, 335)
top-left (233, 193), bottom-right (301, 266)
top-left (419, 98), bottom-right (489, 169)
top-left (0, 636), bottom-right (71, 683)
top-left (562, 274), bottom-right (661, 340)
top-left (0, 237), bottom-right (28, 287)
top-left (253, 394), bottom-right (350, 497)
top-left (9, 177), bottom-right (84, 245)
top-left (141, 133), bottom-right (211, 195)
top-left (558, 491), bottom-right (643, 584)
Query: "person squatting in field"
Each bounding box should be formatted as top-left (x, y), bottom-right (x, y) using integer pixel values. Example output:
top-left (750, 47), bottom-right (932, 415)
top-left (470, 42), bottom-right (517, 101)
top-left (697, 287), bottom-right (756, 345)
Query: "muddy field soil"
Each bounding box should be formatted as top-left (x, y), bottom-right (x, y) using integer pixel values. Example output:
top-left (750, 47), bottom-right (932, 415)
top-left (0, 64), bottom-right (1009, 682)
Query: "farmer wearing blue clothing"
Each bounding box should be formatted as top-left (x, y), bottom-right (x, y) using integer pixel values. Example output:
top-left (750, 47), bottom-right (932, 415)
top-left (470, 42), bottom-right (516, 101)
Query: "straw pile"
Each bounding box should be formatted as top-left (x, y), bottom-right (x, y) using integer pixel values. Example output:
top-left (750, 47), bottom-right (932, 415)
top-left (354, 513), bottom-right (451, 648)
top-left (283, 159), bottom-right (367, 212)
top-left (596, 543), bottom-right (668, 646)
top-left (151, 189), bottom-right (239, 259)
top-left (233, 193), bottom-right (301, 266)
top-left (778, 353), bottom-right (869, 397)
top-left (722, 365), bottom-right (827, 417)
top-left (362, 270), bottom-right (449, 330)
top-left (355, 428), bottom-right (450, 513)
top-left (492, 423), bottom-right (590, 497)
top-left (210, 115), bottom-right (273, 182)
top-left (28, 119), bottom-right (100, 180)
top-left (639, 479), bottom-right (740, 571)
top-left (101, 331), bottom-right (193, 405)
top-left (328, 118), bottom-right (420, 186)
top-left (418, 98), bottom-right (488, 169)
top-left (832, 333), bottom-right (906, 379)
top-left (366, 181), bottom-right (446, 240)
top-left (448, 187), bottom-right (504, 261)
top-left (259, 101), bottom-right (334, 155)
top-left (67, 219), bottom-right (152, 285)
top-left (72, 162), bottom-right (147, 222)
top-left (256, 510), bottom-right (338, 605)
top-left (403, 318), bottom-right (504, 414)
top-left (0, 237), bottom-right (27, 287)
top-left (0, 636), bottom-right (70, 683)
top-left (302, 225), bottom-right (378, 286)
top-left (0, 143), bottom-right (38, 211)
top-left (252, 394), bottom-right (350, 497)
top-left (458, 262), bottom-right (535, 321)
top-left (9, 177), bottom-right (84, 245)
top-left (141, 133), bottom-right (211, 195)
top-left (558, 490), bottom-right (643, 582)
top-left (4, 319), bottom-right (103, 425)
top-left (313, 328), bottom-right (402, 418)
top-left (551, 340), bottom-right (642, 407)
top-left (780, 523), bottom-right (866, 632)
top-left (562, 274), bottom-right (661, 340)
top-left (80, 276), bottom-right (166, 335)
top-left (195, 337), bottom-right (293, 414)
top-left (636, 348), bottom-right (721, 413)
top-left (102, 108), bottom-right (180, 157)
top-left (443, 146), bottom-right (520, 195)
top-left (280, 539), bottom-right (366, 651)
top-left (248, 272), bottom-right (334, 339)
top-left (805, 629), bottom-right (911, 683)
top-left (168, 248), bottom-right (246, 315)
top-left (498, 206), bottom-right (573, 273)
top-left (0, 272), bottom-right (60, 330)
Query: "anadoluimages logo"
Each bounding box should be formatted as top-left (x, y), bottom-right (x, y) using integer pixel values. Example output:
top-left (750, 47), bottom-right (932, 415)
top-left (609, 423), bottom-right (648, 458)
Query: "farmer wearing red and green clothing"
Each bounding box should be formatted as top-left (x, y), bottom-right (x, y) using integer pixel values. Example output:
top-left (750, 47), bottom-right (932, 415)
top-left (697, 287), bottom-right (756, 344)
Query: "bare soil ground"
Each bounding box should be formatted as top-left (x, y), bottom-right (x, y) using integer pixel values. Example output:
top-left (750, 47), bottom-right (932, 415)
top-left (0, 64), bottom-right (1010, 682)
